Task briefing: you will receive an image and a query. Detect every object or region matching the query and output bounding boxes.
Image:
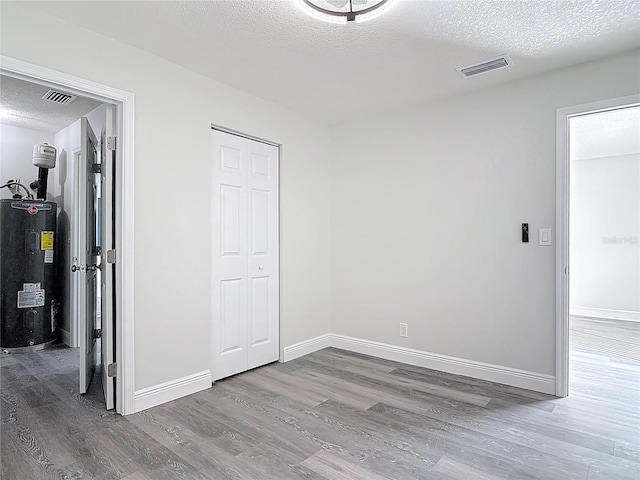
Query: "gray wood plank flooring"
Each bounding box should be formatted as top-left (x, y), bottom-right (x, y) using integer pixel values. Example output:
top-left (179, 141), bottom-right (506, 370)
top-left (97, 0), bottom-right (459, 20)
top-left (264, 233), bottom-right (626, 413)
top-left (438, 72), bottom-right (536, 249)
top-left (571, 316), bottom-right (640, 362)
top-left (2, 320), bottom-right (639, 479)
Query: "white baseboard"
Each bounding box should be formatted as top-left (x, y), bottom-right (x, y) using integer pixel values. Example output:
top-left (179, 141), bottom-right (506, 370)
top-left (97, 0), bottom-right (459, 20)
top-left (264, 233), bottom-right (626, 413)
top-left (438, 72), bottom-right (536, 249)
top-left (571, 306), bottom-right (640, 322)
top-left (134, 370), bottom-right (212, 413)
top-left (283, 334), bottom-right (332, 362)
top-left (283, 334), bottom-right (555, 395)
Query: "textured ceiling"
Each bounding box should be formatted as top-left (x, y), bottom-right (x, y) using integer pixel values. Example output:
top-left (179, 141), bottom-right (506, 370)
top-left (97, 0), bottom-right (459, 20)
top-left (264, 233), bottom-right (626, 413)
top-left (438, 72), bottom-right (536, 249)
top-left (0, 74), bottom-right (102, 132)
top-left (7, 0), bottom-right (640, 125)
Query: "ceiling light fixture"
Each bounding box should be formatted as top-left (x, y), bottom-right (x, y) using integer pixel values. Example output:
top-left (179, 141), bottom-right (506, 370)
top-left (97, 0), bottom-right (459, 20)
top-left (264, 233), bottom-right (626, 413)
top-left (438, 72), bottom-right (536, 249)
top-left (300, 0), bottom-right (392, 24)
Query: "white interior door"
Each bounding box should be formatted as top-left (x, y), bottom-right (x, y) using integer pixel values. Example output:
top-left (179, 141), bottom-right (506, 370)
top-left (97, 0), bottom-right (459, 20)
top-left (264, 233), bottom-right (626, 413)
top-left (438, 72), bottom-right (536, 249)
top-left (211, 130), bottom-right (279, 381)
top-left (212, 132), bottom-right (248, 380)
top-left (246, 139), bottom-right (279, 370)
top-left (100, 106), bottom-right (115, 409)
top-left (77, 117), bottom-right (99, 394)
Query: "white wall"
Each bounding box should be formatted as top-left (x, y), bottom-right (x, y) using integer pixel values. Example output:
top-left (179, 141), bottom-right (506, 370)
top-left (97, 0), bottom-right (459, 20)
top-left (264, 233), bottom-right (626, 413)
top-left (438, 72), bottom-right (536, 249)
top-left (0, 123), bottom-right (53, 199)
top-left (85, 103), bottom-right (106, 143)
top-left (1, 3), bottom-right (332, 391)
top-left (570, 153), bottom-right (639, 316)
top-left (52, 119), bottom-right (81, 346)
top-left (330, 50), bottom-right (640, 376)
top-left (569, 106), bottom-right (640, 320)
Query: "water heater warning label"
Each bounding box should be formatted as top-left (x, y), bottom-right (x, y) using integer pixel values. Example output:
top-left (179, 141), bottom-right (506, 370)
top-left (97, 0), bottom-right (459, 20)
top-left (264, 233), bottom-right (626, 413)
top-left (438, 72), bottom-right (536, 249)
top-left (41, 231), bottom-right (54, 250)
top-left (23, 283), bottom-right (40, 292)
top-left (18, 289), bottom-right (45, 308)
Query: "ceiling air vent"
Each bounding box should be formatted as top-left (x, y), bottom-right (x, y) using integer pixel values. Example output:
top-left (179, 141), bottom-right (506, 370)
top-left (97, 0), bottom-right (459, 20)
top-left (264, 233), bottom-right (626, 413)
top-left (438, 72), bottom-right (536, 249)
top-left (42, 89), bottom-right (77, 105)
top-left (456, 55), bottom-right (512, 78)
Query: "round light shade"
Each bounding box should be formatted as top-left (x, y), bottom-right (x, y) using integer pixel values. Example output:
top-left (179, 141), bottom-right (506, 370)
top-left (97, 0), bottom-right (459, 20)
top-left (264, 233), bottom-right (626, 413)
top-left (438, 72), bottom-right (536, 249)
top-left (301, 0), bottom-right (391, 23)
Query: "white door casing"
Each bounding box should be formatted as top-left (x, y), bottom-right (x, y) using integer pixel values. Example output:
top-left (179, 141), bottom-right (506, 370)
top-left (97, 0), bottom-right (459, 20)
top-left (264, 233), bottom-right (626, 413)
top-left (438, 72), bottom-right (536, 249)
top-left (77, 117), bottom-right (99, 394)
top-left (211, 129), bottom-right (279, 381)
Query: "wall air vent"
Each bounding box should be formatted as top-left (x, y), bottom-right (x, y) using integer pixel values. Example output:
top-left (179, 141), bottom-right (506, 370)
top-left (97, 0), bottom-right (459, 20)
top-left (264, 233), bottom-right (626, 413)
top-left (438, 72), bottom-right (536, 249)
top-left (41, 89), bottom-right (77, 105)
top-left (456, 55), bottom-right (512, 78)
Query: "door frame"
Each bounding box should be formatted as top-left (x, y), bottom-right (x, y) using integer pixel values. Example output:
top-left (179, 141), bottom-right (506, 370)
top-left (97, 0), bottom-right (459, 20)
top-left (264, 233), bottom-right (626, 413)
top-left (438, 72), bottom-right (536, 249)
top-left (555, 93), bottom-right (640, 397)
top-left (1, 55), bottom-right (136, 415)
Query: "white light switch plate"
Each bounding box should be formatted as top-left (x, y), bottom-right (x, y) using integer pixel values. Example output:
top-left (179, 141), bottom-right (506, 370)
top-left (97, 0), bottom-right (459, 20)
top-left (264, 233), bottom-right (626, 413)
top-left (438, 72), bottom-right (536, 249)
top-left (539, 228), bottom-right (552, 246)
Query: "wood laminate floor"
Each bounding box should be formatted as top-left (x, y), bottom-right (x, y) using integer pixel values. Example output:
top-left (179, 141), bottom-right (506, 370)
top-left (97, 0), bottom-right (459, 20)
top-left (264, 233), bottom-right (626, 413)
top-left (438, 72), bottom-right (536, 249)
top-left (1, 322), bottom-right (639, 480)
top-left (570, 316), bottom-right (640, 363)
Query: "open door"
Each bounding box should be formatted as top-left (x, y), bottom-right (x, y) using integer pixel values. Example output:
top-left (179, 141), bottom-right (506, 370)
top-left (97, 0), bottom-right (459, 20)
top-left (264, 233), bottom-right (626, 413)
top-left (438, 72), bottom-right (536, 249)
top-left (100, 106), bottom-right (116, 410)
top-left (76, 117), bottom-right (99, 394)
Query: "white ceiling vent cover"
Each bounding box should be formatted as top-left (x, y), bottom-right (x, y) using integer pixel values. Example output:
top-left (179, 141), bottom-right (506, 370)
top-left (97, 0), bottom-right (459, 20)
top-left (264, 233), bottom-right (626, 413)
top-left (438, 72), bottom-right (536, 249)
top-left (42, 89), bottom-right (77, 105)
top-left (456, 55), bottom-right (512, 78)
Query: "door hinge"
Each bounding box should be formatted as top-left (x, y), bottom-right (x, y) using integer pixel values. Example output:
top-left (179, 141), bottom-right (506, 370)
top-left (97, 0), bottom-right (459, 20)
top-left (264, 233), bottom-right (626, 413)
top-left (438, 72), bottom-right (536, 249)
top-left (107, 363), bottom-right (117, 378)
top-left (92, 163), bottom-right (102, 174)
top-left (94, 328), bottom-right (102, 339)
top-left (106, 249), bottom-right (116, 264)
top-left (106, 136), bottom-right (117, 151)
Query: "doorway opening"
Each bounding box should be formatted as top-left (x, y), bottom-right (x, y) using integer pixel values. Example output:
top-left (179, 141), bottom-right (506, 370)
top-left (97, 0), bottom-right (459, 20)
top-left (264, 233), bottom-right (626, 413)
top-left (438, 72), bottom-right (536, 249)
top-left (556, 95), bottom-right (640, 400)
top-left (0, 58), bottom-right (134, 414)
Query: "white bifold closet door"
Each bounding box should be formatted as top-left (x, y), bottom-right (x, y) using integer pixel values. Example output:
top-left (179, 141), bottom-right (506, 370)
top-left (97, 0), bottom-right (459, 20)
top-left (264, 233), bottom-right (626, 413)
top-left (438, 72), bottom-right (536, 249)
top-left (211, 129), bottom-right (279, 381)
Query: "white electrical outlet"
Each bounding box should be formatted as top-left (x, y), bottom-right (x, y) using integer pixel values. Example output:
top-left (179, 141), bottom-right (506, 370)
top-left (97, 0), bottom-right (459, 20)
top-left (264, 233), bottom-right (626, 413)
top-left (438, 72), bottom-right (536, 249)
top-left (399, 323), bottom-right (408, 338)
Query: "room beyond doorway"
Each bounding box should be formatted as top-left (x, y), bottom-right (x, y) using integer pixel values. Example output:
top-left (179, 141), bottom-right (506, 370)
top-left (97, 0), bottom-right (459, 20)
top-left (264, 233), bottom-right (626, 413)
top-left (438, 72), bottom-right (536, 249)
top-left (555, 95), bottom-right (640, 398)
top-left (567, 104), bottom-right (640, 396)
